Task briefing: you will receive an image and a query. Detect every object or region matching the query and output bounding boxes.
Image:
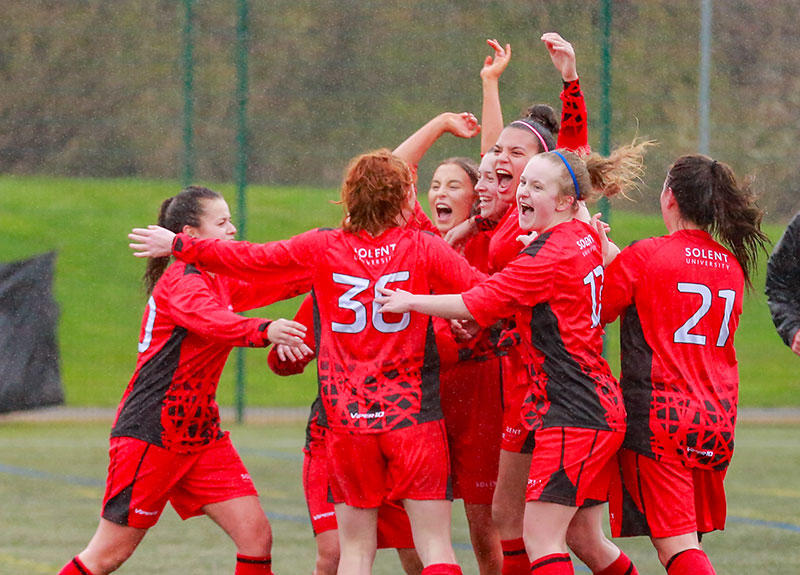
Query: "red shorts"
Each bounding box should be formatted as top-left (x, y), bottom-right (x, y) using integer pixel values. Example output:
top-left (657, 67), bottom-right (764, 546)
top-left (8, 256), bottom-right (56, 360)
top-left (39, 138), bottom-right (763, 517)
top-left (303, 425), bottom-right (414, 548)
top-left (102, 435), bottom-right (257, 528)
top-left (609, 448), bottom-right (727, 538)
top-left (526, 427), bottom-right (623, 507)
top-left (326, 420), bottom-right (451, 508)
top-left (440, 358), bottom-right (502, 504)
top-left (500, 350), bottom-right (536, 453)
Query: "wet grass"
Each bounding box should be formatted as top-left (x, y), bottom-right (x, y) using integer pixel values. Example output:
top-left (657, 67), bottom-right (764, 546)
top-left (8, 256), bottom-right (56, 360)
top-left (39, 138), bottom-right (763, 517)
top-left (0, 419), bottom-right (797, 574)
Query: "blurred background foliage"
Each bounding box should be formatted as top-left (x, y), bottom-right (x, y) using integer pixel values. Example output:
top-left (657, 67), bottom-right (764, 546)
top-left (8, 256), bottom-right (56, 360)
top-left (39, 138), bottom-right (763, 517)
top-left (1, 0), bottom-right (799, 217)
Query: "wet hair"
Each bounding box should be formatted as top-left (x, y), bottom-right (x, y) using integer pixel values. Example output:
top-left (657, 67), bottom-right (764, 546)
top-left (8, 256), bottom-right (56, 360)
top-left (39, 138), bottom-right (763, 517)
top-left (143, 186), bottom-right (222, 294)
top-left (436, 157), bottom-right (479, 188)
top-left (539, 140), bottom-right (653, 206)
top-left (666, 154), bottom-right (769, 288)
top-left (341, 149), bottom-right (414, 236)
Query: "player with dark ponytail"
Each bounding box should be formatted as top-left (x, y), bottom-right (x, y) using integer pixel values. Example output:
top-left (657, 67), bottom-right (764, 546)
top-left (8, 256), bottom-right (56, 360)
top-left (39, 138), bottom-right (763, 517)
top-left (59, 186), bottom-right (307, 575)
top-left (601, 155), bottom-right (769, 575)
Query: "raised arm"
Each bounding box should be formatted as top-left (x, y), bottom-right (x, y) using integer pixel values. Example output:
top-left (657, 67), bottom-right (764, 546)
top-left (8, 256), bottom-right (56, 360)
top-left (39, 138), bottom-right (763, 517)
top-left (541, 32), bottom-right (577, 83)
top-left (392, 111), bottom-right (479, 168)
top-left (480, 39), bottom-right (512, 155)
top-left (541, 32), bottom-right (589, 153)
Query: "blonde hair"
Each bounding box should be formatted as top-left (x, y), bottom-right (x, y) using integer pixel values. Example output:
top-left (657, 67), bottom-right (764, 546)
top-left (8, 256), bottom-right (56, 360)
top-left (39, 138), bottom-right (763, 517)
top-left (541, 139), bottom-right (655, 207)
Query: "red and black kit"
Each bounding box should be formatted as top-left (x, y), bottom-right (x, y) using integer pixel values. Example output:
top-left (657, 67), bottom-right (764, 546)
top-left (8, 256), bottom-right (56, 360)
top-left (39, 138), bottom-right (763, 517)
top-left (171, 227), bottom-right (484, 434)
top-left (601, 230), bottom-right (743, 471)
top-left (465, 219), bottom-right (625, 435)
top-left (111, 260), bottom-right (295, 453)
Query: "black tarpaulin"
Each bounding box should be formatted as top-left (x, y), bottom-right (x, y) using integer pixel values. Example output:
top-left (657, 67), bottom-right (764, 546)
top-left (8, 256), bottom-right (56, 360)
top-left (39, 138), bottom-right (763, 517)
top-left (0, 252), bottom-right (64, 413)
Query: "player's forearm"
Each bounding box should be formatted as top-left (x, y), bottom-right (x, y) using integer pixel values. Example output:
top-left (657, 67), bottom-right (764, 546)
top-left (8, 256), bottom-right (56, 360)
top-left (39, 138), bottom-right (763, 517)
top-left (481, 78), bottom-right (503, 155)
top-left (393, 114), bottom-right (450, 167)
top-left (409, 294), bottom-right (473, 321)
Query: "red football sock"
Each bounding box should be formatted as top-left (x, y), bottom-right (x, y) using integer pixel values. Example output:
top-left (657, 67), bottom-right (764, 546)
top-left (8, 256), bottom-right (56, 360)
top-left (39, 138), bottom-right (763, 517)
top-left (665, 548), bottom-right (716, 575)
top-left (421, 564), bottom-right (463, 575)
top-left (235, 553), bottom-right (273, 575)
top-left (501, 537), bottom-right (530, 575)
top-left (596, 550), bottom-right (638, 575)
top-left (529, 553), bottom-right (574, 574)
top-left (58, 557), bottom-right (94, 575)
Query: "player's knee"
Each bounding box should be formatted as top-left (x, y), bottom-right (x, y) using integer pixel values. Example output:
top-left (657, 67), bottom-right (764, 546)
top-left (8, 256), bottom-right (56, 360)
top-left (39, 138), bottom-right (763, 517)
top-left (88, 547), bottom-right (135, 574)
top-left (565, 522), bottom-right (588, 554)
top-left (314, 550), bottom-right (339, 575)
top-left (314, 533), bottom-right (340, 575)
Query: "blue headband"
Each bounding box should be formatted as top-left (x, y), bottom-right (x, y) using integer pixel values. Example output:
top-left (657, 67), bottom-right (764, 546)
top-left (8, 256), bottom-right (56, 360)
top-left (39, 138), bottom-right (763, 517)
top-left (552, 150), bottom-right (581, 200)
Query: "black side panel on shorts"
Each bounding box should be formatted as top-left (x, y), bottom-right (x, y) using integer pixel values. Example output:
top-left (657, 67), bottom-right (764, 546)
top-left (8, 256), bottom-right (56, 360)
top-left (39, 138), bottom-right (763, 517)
top-left (618, 304), bottom-right (657, 457)
top-left (617, 466), bottom-right (652, 537)
top-left (102, 484), bottom-right (134, 525)
top-left (311, 288), bottom-right (329, 430)
top-left (111, 327), bottom-right (188, 446)
top-left (529, 302), bottom-right (611, 430)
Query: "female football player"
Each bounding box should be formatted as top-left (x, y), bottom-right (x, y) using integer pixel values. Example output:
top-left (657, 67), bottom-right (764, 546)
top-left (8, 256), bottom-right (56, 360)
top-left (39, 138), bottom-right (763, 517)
top-left (129, 151), bottom-right (488, 575)
top-left (59, 186), bottom-right (307, 575)
top-left (601, 155), bottom-right (768, 575)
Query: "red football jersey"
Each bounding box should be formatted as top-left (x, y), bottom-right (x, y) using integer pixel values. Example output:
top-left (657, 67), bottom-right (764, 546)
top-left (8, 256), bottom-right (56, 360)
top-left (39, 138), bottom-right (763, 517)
top-left (487, 205), bottom-right (526, 275)
top-left (173, 226), bottom-right (484, 433)
top-left (487, 79), bottom-right (590, 275)
top-left (463, 219), bottom-right (625, 433)
top-left (111, 260), bottom-right (294, 453)
top-left (601, 229), bottom-right (743, 471)
top-left (558, 78), bottom-right (590, 155)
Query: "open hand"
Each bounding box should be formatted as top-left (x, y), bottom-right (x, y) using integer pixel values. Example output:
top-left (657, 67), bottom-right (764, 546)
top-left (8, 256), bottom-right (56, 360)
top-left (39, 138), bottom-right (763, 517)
top-left (481, 39), bottom-right (512, 82)
top-left (267, 318), bottom-right (308, 346)
top-left (541, 32), bottom-right (578, 82)
top-left (128, 225), bottom-right (176, 258)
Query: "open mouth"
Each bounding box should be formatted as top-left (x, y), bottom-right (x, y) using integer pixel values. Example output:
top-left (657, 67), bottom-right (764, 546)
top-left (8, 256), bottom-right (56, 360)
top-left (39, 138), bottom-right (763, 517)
top-left (519, 201), bottom-right (533, 216)
top-left (496, 169), bottom-right (513, 190)
top-left (435, 203), bottom-right (453, 220)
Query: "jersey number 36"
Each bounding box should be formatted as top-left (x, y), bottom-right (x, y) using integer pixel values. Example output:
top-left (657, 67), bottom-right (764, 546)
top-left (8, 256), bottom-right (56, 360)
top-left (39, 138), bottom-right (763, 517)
top-left (331, 272), bottom-right (411, 334)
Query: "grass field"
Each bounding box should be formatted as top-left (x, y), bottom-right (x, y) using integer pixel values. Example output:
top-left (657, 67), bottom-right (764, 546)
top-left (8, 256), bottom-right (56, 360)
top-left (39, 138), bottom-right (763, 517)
top-left (0, 418), bottom-right (798, 574)
top-left (0, 174), bottom-right (798, 410)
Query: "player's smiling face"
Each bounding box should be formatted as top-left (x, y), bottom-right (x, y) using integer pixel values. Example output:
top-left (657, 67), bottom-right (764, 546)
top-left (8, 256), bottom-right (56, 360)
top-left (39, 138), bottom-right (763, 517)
top-left (491, 126), bottom-right (543, 204)
top-left (185, 197), bottom-right (237, 241)
top-left (516, 155), bottom-right (572, 233)
top-left (475, 153), bottom-right (507, 221)
top-left (427, 163), bottom-right (475, 234)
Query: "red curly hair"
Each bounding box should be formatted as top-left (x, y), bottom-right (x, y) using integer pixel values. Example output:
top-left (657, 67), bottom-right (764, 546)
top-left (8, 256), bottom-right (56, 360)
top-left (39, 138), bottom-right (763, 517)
top-left (341, 149), bottom-right (414, 236)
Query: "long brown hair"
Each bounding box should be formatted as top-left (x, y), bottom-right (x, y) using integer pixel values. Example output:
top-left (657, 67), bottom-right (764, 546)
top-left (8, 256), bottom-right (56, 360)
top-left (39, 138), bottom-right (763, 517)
top-left (143, 186), bottom-right (221, 294)
top-left (340, 149), bottom-right (414, 236)
top-left (666, 155), bottom-right (769, 288)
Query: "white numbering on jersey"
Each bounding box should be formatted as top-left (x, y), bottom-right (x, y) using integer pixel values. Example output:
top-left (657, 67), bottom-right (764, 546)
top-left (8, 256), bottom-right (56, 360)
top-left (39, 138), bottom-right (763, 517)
top-left (673, 283), bottom-right (736, 346)
top-left (582, 265), bottom-right (604, 327)
top-left (138, 295), bottom-right (157, 353)
top-left (331, 272), bottom-right (411, 334)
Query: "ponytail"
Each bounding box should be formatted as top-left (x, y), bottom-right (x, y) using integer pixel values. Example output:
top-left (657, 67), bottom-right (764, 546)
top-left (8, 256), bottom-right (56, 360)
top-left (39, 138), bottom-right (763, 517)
top-left (541, 139), bottom-right (654, 205)
top-left (142, 186), bottom-right (222, 294)
top-left (667, 155), bottom-right (769, 288)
